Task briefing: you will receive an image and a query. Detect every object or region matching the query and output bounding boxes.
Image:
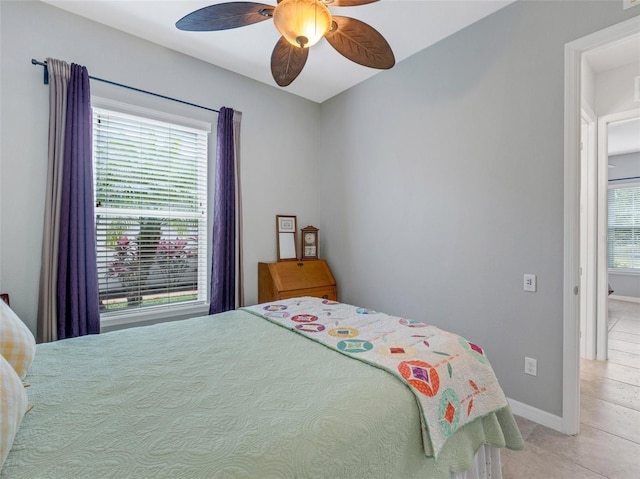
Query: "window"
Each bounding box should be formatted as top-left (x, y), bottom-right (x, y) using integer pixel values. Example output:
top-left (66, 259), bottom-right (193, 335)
top-left (93, 101), bottom-right (210, 316)
top-left (608, 183), bottom-right (640, 271)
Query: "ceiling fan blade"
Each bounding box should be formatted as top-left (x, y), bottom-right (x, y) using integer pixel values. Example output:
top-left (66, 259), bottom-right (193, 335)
top-left (176, 2), bottom-right (274, 31)
top-left (324, 16), bottom-right (395, 69)
top-left (271, 37), bottom-right (309, 86)
top-left (324, 0), bottom-right (379, 6)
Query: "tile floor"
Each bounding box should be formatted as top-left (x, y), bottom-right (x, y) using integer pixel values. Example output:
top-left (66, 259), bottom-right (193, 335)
top-left (501, 299), bottom-right (640, 478)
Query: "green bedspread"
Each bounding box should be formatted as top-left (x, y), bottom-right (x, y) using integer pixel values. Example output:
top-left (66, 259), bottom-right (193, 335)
top-left (2, 308), bottom-right (522, 479)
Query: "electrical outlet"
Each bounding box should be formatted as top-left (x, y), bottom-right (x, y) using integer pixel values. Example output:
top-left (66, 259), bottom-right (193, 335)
top-left (525, 357), bottom-right (537, 376)
top-left (523, 274), bottom-right (537, 292)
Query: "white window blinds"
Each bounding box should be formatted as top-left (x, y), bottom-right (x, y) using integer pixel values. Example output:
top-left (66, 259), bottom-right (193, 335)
top-left (93, 106), bottom-right (209, 314)
top-left (608, 183), bottom-right (640, 271)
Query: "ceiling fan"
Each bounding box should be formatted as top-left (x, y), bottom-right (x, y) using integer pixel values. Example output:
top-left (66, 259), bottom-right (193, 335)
top-left (176, 0), bottom-right (395, 87)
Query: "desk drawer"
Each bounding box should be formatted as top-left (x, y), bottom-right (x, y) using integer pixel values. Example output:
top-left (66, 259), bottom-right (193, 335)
top-left (278, 286), bottom-right (337, 301)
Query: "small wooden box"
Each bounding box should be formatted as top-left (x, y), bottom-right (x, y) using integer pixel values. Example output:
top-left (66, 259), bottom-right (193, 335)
top-left (258, 260), bottom-right (337, 303)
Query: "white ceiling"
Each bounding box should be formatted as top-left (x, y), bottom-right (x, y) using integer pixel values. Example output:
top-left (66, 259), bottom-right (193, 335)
top-left (41, 0), bottom-right (515, 103)
top-left (608, 118), bottom-right (640, 156)
top-left (583, 33), bottom-right (640, 74)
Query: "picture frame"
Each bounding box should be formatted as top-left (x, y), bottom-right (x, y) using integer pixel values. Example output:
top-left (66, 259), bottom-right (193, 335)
top-left (276, 215), bottom-right (298, 261)
top-left (277, 216), bottom-right (296, 233)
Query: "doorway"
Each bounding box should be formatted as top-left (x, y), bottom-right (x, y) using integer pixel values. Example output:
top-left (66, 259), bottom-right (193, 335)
top-left (581, 34), bottom-right (640, 364)
top-left (580, 111), bottom-right (640, 363)
top-left (593, 112), bottom-right (640, 360)
top-left (563, 16), bottom-right (640, 436)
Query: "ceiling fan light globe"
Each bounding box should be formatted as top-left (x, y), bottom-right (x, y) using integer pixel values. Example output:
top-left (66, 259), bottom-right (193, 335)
top-left (273, 0), bottom-right (332, 48)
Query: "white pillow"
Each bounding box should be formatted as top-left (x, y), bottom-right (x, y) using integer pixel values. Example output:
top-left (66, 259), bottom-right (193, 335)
top-left (0, 299), bottom-right (36, 379)
top-left (0, 353), bottom-right (29, 470)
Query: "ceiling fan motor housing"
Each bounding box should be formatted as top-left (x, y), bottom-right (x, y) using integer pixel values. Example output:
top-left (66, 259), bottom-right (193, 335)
top-left (273, 0), bottom-right (332, 48)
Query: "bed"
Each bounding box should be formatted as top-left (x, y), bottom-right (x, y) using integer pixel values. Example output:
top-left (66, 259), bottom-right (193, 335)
top-left (1, 296), bottom-right (523, 478)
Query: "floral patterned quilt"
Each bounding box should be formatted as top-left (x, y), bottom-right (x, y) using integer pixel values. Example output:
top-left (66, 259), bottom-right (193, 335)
top-left (242, 296), bottom-right (510, 459)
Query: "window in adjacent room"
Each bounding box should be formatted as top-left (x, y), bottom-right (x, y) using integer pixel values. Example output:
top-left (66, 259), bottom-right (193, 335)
top-left (608, 183), bottom-right (640, 271)
top-left (92, 100), bottom-right (210, 316)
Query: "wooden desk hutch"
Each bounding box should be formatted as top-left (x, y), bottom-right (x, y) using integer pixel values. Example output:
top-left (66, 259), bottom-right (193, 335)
top-left (258, 260), bottom-right (337, 303)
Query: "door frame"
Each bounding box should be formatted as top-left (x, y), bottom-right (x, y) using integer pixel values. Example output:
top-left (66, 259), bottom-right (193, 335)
top-left (597, 110), bottom-right (640, 361)
top-left (580, 105), bottom-right (597, 360)
top-left (563, 15), bottom-right (640, 436)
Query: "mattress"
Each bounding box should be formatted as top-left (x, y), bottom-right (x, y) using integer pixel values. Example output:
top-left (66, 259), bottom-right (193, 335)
top-left (2, 306), bottom-right (523, 478)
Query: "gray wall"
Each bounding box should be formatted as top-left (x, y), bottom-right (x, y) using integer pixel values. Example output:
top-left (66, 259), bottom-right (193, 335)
top-left (0, 1), bottom-right (322, 332)
top-left (608, 151), bottom-right (640, 299)
top-left (318, 1), bottom-right (639, 416)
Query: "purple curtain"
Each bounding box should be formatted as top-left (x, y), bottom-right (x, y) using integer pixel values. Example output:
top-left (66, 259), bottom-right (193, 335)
top-left (209, 107), bottom-right (236, 314)
top-left (56, 64), bottom-right (100, 339)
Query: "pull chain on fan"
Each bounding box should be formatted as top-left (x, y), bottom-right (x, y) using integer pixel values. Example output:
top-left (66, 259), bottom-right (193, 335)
top-left (176, 0), bottom-right (394, 87)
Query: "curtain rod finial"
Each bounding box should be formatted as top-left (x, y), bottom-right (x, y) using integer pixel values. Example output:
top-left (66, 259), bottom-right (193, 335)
top-left (31, 59), bottom-right (49, 84)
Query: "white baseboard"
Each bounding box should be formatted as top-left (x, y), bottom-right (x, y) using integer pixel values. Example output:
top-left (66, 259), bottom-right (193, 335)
top-left (507, 397), bottom-right (563, 432)
top-left (609, 294), bottom-right (640, 304)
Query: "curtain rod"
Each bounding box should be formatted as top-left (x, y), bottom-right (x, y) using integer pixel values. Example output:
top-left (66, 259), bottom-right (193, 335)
top-left (31, 59), bottom-right (219, 114)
